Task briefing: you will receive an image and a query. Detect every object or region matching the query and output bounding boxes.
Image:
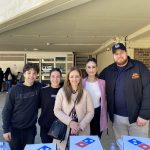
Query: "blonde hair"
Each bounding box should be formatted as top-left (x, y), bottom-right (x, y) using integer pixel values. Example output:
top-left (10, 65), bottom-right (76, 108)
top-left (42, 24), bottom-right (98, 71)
top-left (63, 67), bottom-right (83, 104)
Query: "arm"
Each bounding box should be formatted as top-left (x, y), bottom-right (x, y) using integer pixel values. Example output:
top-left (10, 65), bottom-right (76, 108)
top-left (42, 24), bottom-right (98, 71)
top-left (2, 89), bottom-right (15, 141)
top-left (37, 82), bottom-right (47, 109)
top-left (79, 91), bottom-right (94, 130)
top-left (54, 89), bottom-right (72, 126)
top-left (138, 63), bottom-right (150, 120)
top-left (38, 88), bottom-right (42, 109)
top-left (137, 63), bottom-right (150, 125)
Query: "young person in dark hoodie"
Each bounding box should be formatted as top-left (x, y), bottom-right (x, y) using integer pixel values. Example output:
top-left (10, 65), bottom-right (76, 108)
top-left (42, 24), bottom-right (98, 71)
top-left (38, 68), bottom-right (62, 143)
top-left (2, 63), bottom-right (44, 150)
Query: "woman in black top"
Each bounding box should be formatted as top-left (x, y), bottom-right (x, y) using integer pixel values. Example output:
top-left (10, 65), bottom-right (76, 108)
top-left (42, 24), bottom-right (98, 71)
top-left (38, 68), bottom-right (62, 143)
top-left (4, 67), bottom-right (13, 92)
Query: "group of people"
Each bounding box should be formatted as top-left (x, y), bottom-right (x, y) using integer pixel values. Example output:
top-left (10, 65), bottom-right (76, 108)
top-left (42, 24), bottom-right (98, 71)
top-left (0, 67), bottom-right (15, 93)
top-left (2, 43), bottom-right (150, 150)
top-left (0, 67), bottom-right (23, 93)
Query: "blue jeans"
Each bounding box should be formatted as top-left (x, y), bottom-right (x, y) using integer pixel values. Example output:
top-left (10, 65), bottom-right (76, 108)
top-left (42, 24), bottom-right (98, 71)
top-left (5, 80), bottom-right (11, 92)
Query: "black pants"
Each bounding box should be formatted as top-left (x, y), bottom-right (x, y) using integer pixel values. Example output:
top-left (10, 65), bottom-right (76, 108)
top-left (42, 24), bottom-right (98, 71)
top-left (10, 126), bottom-right (36, 150)
top-left (90, 107), bottom-right (102, 138)
top-left (0, 80), bottom-right (2, 92)
top-left (40, 127), bottom-right (53, 143)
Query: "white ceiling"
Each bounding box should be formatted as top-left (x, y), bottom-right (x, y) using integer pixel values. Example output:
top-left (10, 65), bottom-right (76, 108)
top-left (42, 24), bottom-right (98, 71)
top-left (0, 0), bottom-right (150, 53)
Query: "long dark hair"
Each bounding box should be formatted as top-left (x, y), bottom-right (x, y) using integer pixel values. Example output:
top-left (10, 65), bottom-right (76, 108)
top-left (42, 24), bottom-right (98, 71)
top-left (85, 57), bottom-right (98, 77)
top-left (63, 67), bottom-right (83, 104)
top-left (5, 67), bottom-right (12, 75)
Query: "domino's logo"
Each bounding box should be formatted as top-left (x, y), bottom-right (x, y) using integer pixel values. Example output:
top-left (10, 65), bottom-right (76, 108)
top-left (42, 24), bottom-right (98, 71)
top-left (37, 145), bottom-right (51, 150)
top-left (128, 139), bottom-right (150, 150)
top-left (75, 138), bottom-right (95, 148)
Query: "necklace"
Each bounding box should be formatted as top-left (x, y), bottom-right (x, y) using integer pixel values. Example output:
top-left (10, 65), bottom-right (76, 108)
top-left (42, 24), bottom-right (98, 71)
top-left (72, 90), bottom-right (77, 94)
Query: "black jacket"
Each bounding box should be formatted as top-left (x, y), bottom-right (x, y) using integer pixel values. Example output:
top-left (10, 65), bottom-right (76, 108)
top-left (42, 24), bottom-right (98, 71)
top-left (99, 57), bottom-right (150, 123)
top-left (2, 82), bottom-right (43, 133)
top-left (38, 85), bottom-right (61, 129)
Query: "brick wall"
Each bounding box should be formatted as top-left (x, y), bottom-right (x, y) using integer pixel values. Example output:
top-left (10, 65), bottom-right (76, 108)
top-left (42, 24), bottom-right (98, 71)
top-left (134, 48), bottom-right (150, 70)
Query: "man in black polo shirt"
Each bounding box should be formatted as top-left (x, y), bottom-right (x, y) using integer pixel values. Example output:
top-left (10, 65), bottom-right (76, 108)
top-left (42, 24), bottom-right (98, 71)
top-left (99, 43), bottom-right (150, 140)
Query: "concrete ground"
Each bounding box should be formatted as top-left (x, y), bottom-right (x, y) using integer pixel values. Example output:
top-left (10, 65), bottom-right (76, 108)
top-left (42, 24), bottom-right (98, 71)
top-left (0, 92), bottom-right (149, 150)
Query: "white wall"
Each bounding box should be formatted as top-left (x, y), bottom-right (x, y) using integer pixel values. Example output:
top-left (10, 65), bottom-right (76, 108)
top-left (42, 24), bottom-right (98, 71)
top-left (97, 51), bottom-right (114, 72)
top-left (127, 48), bottom-right (134, 59)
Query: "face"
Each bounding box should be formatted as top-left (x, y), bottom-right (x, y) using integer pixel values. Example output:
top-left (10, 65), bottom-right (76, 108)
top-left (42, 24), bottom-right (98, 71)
top-left (50, 71), bottom-right (61, 88)
top-left (23, 68), bottom-right (38, 86)
top-left (113, 50), bottom-right (128, 66)
top-left (69, 70), bottom-right (81, 88)
top-left (86, 61), bottom-right (97, 77)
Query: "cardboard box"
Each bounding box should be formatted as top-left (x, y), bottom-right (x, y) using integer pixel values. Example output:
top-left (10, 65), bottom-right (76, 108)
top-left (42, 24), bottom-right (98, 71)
top-left (24, 143), bottom-right (56, 150)
top-left (69, 135), bottom-right (104, 150)
top-left (0, 141), bottom-right (11, 150)
top-left (122, 135), bottom-right (150, 150)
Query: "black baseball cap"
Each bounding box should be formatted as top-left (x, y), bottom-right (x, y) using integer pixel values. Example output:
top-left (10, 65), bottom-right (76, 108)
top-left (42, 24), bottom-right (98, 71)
top-left (112, 43), bottom-right (126, 53)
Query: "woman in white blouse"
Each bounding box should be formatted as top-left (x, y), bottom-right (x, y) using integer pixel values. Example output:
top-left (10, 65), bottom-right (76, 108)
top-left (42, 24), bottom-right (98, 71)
top-left (83, 58), bottom-right (108, 138)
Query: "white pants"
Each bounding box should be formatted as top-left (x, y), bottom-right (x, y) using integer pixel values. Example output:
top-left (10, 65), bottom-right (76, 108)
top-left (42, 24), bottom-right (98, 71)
top-left (113, 115), bottom-right (149, 140)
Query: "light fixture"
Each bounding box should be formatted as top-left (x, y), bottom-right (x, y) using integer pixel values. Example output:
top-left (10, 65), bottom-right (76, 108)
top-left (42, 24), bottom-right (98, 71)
top-left (33, 48), bottom-right (39, 51)
top-left (106, 48), bottom-right (110, 51)
top-left (46, 42), bottom-right (50, 46)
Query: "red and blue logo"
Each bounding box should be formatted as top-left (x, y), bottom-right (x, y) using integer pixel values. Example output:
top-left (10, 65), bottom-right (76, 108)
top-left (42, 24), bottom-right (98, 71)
top-left (128, 139), bottom-right (150, 150)
top-left (75, 138), bottom-right (95, 148)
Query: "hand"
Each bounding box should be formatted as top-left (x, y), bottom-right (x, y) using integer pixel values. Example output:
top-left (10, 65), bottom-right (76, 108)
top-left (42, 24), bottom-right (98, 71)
top-left (71, 129), bottom-right (79, 135)
top-left (3, 132), bottom-right (11, 141)
top-left (69, 121), bottom-right (80, 134)
top-left (136, 117), bottom-right (148, 126)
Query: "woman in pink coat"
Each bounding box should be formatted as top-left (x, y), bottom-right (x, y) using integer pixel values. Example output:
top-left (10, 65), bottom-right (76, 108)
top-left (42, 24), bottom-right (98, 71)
top-left (53, 67), bottom-right (94, 150)
top-left (82, 58), bottom-right (108, 138)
